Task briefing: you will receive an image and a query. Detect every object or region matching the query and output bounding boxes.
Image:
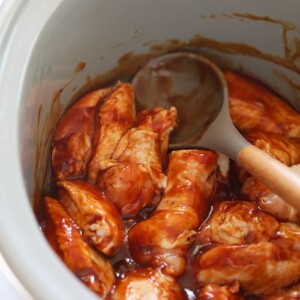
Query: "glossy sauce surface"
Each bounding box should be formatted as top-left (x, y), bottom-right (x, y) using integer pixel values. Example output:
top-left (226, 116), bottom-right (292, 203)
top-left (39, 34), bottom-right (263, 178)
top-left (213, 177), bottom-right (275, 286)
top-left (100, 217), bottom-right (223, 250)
top-left (37, 71), bottom-right (300, 299)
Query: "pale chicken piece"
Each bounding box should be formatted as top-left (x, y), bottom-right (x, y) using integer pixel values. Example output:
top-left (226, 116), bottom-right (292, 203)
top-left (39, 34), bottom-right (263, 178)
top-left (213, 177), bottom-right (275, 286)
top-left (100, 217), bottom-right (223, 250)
top-left (246, 132), bottom-right (300, 166)
top-left (273, 222), bottom-right (300, 250)
top-left (108, 268), bottom-right (187, 300)
top-left (242, 177), bottom-right (300, 223)
top-left (195, 241), bottom-right (300, 295)
top-left (128, 150), bottom-right (218, 277)
top-left (211, 153), bottom-right (234, 201)
top-left (57, 180), bottom-right (124, 256)
top-left (240, 132), bottom-right (300, 222)
top-left (197, 281), bottom-right (244, 300)
top-left (262, 283), bottom-right (300, 300)
top-left (44, 197), bottom-right (114, 298)
top-left (98, 107), bottom-right (177, 217)
top-left (229, 96), bottom-right (283, 136)
top-left (198, 201), bottom-right (279, 245)
top-left (88, 82), bottom-right (136, 183)
top-left (225, 71), bottom-right (300, 138)
top-left (238, 131), bottom-right (300, 183)
top-left (133, 107), bottom-right (178, 167)
top-left (52, 87), bottom-right (113, 180)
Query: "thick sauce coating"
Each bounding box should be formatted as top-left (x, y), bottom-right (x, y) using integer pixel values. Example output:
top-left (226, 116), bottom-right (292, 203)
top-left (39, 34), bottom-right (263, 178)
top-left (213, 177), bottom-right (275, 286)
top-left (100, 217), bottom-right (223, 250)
top-left (108, 268), bottom-right (187, 300)
top-left (44, 197), bottom-right (114, 298)
top-left (98, 107), bottom-right (176, 216)
top-left (39, 70), bottom-right (300, 299)
top-left (128, 150), bottom-right (218, 277)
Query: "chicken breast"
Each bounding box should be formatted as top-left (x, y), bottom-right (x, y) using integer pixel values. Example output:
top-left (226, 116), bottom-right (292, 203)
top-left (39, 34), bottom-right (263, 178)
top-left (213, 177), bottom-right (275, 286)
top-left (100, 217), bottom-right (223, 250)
top-left (57, 180), bottom-right (124, 256)
top-left (197, 281), bottom-right (244, 300)
top-left (197, 201), bottom-right (279, 245)
top-left (195, 241), bottom-right (300, 295)
top-left (128, 149), bottom-right (218, 277)
top-left (98, 107), bottom-right (177, 217)
top-left (44, 196), bottom-right (114, 298)
top-left (225, 71), bottom-right (300, 138)
top-left (240, 132), bottom-right (300, 222)
top-left (108, 268), bottom-right (187, 300)
top-left (88, 82), bottom-right (136, 183)
top-left (52, 87), bottom-right (113, 180)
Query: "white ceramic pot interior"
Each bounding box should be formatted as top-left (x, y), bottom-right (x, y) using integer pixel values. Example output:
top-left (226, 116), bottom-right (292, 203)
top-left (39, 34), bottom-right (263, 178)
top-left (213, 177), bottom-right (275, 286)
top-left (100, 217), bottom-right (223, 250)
top-left (1, 0), bottom-right (300, 299)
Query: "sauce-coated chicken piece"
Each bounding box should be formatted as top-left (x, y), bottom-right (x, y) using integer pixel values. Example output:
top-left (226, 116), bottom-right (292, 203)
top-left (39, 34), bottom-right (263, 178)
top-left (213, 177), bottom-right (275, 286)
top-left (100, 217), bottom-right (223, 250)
top-left (240, 132), bottom-right (300, 222)
top-left (197, 281), bottom-right (244, 300)
top-left (88, 82), bottom-right (136, 183)
top-left (57, 180), bottom-right (124, 256)
top-left (44, 197), bottom-right (114, 298)
top-left (274, 222), bottom-right (300, 250)
top-left (246, 132), bottom-right (300, 167)
top-left (262, 283), bottom-right (300, 300)
top-left (98, 107), bottom-right (177, 217)
top-left (128, 150), bottom-right (218, 277)
top-left (242, 176), bottom-right (300, 223)
top-left (52, 87), bottom-right (113, 180)
top-left (198, 201), bottom-right (279, 245)
top-left (195, 241), bottom-right (300, 295)
top-left (108, 268), bottom-right (187, 300)
top-left (225, 71), bottom-right (300, 138)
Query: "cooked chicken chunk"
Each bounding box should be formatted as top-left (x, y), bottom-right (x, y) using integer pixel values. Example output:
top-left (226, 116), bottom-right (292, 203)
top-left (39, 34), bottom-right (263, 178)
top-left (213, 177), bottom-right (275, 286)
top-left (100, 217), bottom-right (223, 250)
top-left (225, 71), bottom-right (300, 138)
top-left (198, 201), bottom-right (279, 245)
top-left (52, 87), bottom-right (112, 180)
top-left (240, 132), bottom-right (300, 222)
top-left (88, 82), bottom-right (136, 183)
top-left (195, 241), bottom-right (300, 295)
top-left (108, 268), bottom-right (187, 300)
top-left (44, 197), bottom-right (114, 298)
top-left (262, 283), bottom-right (300, 300)
top-left (57, 180), bottom-right (124, 256)
top-left (274, 222), bottom-right (300, 250)
top-left (246, 132), bottom-right (300, 166)
top-left (128, 150), bottom-right (218, 277)
top-left (242, 176), bottom-right (300, 223)
top-left (98, 107), bottom-right (177, 217)
top-left (197, 281), bottom-right (244, 300)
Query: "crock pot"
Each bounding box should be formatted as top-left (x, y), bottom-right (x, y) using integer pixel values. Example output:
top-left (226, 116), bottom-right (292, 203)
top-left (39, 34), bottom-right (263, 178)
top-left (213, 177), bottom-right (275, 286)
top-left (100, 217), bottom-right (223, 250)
top-left (1, 1), bottom-right (300, 299)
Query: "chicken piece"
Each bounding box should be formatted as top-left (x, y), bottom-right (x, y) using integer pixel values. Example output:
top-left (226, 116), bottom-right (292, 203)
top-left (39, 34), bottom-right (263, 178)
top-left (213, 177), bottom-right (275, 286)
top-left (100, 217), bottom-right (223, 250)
top-left (262, 283), bottom-right (300, 300)
top-left (108, 268), bottom-right (187, 300)
top-left (197, 281), bottom-right (244, 300)
top-left (242, 177), bottom-right (300, 223)
top-left (273, 222), bottom-right (300, 250)
top-left (52, 87), bottom-right (113, 180)
top-left (57, 180), bottom-right (124, 256)
top-left (198, 201), bottom-right (279, 245)
top-left (98, 107), bottom-right (177, 217)
top-left (246, 132), bottom-right (300, 167)
top-left (225, 71), bottom-right (300, 138)
top-left (134, 107), bottom-right (178, 167)
top-left (44, 197), bottom-right (114, 298)
top-left (239, 132), bottom-right (300, 222)
top-left (88, 82), bottom-right (136, 183)
top-left (237, 131), bottom-right (300, 182)
top-left (210, 153), bottom-right (234, 201)
top-left (195, 241), bottom-right (300, 295)
top-left (128, 150), bottom-right (218, 277)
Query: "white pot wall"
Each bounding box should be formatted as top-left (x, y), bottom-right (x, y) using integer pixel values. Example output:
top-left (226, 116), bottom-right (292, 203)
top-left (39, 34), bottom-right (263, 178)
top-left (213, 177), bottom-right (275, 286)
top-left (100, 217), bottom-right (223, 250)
top-left (1, 1), bottom-right (300, 299)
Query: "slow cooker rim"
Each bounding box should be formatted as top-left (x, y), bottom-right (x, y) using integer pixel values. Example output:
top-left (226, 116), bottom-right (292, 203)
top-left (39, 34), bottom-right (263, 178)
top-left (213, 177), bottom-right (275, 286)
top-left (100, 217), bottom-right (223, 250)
top-left (0, 1), bottom-right (99, 299)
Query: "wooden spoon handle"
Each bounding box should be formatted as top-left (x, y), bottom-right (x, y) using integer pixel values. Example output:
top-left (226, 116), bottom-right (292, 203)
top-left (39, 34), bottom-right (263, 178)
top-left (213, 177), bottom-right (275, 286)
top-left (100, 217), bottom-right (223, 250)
top-left (238, 145), bottom-right (300, 212)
